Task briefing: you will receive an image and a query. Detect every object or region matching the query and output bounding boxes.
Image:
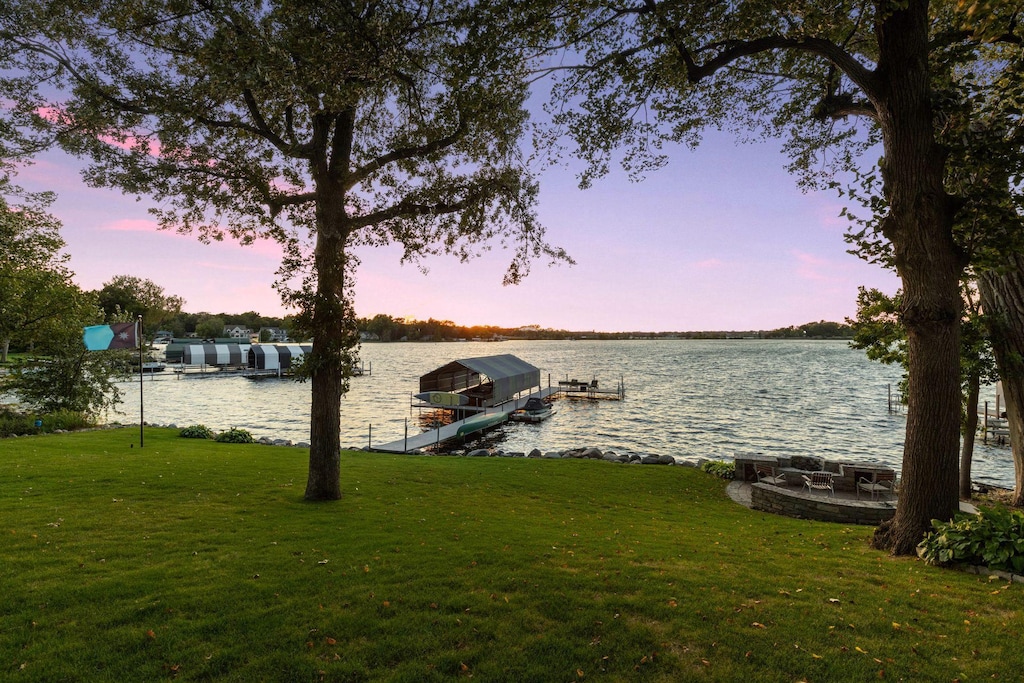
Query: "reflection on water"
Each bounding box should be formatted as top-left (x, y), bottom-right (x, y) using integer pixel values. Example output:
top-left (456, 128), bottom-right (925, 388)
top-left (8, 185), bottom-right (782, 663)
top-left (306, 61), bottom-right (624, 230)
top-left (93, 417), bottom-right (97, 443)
top-left (113, 339), bottom-right (1015, 487)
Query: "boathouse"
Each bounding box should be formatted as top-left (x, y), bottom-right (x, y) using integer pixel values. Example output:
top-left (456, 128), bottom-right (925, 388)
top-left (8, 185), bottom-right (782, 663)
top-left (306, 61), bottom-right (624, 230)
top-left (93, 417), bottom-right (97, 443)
top-left (166, 341), bottom-right (250, 366)
top-left (248, 344), bottom-right (312, 372)
top-left (419, 354), bottom-right (540, 408)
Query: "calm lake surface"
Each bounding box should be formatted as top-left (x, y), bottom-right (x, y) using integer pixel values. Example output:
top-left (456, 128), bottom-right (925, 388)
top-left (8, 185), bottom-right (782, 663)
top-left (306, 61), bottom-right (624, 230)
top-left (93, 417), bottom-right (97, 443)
top-left (113, 339), bottom-right (1015, 487)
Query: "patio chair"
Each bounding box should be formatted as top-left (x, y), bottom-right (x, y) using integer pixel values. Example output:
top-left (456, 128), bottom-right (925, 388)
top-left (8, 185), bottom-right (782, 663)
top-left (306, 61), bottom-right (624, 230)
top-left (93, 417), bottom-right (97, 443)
top-left (857, 471), bottom-right (896, 500)
top-left (755, 464), bottom-right (787, 487)
top-left (802, 471), bottom-right (834, 497)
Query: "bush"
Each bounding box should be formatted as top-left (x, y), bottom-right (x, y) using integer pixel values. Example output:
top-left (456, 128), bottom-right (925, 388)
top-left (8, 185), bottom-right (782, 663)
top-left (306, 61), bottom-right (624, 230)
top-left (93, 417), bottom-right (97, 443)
top-left (918, 506), bottom-right (1024, 573)
top-left (215, 427), bottom-right (255, 444)
top-left (180, 424), bottom-right (215, 439)
top-left (700, 459), bottom-right (735, 480)
top-left (0, 407), bottom-right (94, 437)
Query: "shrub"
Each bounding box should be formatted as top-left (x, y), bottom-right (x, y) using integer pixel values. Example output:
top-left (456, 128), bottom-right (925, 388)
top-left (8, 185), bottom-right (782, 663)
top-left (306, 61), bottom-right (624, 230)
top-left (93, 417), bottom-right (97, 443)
top-left (215, 427), bottom-right (255, 444)
top-left (180, 424), bottom-right (215, 440)
top-left (918, 506), bottom-right (1024, 573)
top-left (0, 407), bottom-right (94, 437)
top-left (700, 459), bottom-right (735, 480)
top-left (44, 409), bottom-right (95, 432)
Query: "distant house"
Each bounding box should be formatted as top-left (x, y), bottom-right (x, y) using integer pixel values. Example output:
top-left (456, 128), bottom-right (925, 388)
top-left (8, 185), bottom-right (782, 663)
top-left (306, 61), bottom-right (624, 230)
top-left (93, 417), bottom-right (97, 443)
top-left (260, 327), bottom-right (289, 342)
top-left (224, 325), bottom-right (252, 339)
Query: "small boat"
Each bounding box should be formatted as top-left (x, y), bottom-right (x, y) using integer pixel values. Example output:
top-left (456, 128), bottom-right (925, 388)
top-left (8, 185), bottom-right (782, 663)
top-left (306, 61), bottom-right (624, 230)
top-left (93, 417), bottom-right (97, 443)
top-left (509, 397), bottom-right (554, 423)
top-left (455, 411), bottom-right (509, 438)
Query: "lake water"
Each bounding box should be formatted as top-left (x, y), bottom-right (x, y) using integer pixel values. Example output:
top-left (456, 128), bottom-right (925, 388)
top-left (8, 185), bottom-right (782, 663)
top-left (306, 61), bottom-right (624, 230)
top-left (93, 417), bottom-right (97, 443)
top-left (112, 339), bottom-right (1016, 487)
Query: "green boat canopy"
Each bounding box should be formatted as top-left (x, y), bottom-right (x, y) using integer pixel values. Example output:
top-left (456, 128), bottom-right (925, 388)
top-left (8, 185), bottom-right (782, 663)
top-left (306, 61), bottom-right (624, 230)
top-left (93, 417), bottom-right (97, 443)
top-left (419, 354), bottom-right (540, 408)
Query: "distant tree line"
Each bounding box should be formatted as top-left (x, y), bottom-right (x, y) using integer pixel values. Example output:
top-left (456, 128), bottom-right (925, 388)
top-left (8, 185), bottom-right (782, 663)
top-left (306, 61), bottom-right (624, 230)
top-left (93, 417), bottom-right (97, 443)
top-left (354, 313), bottom-right (853, 341)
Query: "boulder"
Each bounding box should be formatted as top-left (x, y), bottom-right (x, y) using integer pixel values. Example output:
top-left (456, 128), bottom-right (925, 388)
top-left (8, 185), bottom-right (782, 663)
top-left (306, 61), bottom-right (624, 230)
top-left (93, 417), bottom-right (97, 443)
top-left (581, 447), bottom-right (603, 459)
top-left (657, 455), bottom-right (676, 465)
top-left (544, 451), bottom-right (562, 459)
top-left (468, 448), bottom-right (490, 457)
top-left (528, 448), bottom-right (543, 459)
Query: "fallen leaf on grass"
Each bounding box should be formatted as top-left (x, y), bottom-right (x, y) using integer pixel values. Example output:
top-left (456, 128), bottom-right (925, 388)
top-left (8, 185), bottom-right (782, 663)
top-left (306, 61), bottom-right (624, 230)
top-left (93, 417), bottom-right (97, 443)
top-left (751, 622), bottom-right (766, 629)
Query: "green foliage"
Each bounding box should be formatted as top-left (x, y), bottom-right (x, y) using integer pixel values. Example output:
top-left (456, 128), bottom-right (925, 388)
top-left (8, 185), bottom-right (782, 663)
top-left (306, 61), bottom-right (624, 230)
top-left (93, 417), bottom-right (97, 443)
top-left (179, 424), bottom-right (215, 439)
top-left (0, 406), bottom-right (94, 437)
top-left (700, 459), bottom-right (735, 479)
top-left (95, 275), bottom-right (184, 334)
top-left (0, 180), bottom-right (82, 362)
top-left (8, 349), bottom-right (129, 416)
top-left (215, 427), bottom-right (255, 444)
top-left (919, 507), bottom-right (1024, 574)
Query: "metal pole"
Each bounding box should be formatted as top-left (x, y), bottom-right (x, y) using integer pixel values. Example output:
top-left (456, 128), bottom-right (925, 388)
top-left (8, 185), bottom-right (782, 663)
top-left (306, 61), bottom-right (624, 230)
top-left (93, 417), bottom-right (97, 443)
top-left (404, 419), bottom-right (408, 452)
top-left (138, 316), bottom-right (144, 448)
top-left (368, 423), bottom-right (372, 450)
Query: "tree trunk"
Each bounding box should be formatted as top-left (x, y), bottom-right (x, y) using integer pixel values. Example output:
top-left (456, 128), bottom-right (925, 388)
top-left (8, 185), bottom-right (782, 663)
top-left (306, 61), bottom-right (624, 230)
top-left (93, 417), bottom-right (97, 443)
top-left (960, 371), bottom-right (980, 500)
top-left (304, 214), bottom-right (348, 502)
top-left (978, 261), bottom-right (1024, 506)
top-left (870, 0), bottom-right (964, 554)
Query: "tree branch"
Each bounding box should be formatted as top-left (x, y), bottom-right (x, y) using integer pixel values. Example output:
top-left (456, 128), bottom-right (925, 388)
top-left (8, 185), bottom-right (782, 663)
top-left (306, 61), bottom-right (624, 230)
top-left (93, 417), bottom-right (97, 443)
top-left (346, 116), bottom-right (468, 190)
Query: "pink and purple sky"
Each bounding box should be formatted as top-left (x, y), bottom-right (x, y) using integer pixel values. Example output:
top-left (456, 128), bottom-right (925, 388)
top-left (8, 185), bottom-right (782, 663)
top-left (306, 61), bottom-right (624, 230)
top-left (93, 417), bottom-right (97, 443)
top-left (15, 130), bottom-right (899, 333)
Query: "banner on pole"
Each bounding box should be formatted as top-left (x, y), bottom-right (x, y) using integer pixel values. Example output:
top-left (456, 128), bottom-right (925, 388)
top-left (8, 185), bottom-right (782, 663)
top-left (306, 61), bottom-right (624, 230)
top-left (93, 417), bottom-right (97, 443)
top-left (83, 322), bottom-right (138, 351)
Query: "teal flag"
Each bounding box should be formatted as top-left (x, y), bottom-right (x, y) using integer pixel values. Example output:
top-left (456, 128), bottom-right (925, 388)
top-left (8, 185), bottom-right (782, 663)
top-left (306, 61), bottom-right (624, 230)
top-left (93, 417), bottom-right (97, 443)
top-left (83, 322), bottom-right (138, 351)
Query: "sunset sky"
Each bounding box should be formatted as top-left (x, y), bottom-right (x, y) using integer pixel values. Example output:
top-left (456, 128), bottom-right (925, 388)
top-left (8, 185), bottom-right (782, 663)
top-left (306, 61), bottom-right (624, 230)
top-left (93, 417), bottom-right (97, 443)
top-left (15, 129), bottom-right (900, 333)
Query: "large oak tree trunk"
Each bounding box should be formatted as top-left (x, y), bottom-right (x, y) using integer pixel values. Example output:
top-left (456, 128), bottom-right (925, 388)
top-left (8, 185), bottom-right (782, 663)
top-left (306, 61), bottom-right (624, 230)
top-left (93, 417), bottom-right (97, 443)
top-left (304, 205), bottom-right (349, 501)
top-left (870, 0), bottom-right (964, 554)
top-left (978, 261), bottom-right (1024, 506)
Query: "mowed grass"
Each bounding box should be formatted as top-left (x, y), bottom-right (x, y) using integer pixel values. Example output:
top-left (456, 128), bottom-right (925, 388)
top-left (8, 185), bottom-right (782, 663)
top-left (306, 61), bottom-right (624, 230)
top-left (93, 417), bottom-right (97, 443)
top-left (2, 429), bottom-right (1022, 681)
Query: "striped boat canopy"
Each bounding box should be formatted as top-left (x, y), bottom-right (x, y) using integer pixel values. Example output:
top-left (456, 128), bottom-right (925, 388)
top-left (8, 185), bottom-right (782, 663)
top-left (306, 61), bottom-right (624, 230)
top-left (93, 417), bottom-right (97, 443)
top-left (169, 343), bottom-right (251, 366)
top-left (248, 344), bottom-right (312, 371)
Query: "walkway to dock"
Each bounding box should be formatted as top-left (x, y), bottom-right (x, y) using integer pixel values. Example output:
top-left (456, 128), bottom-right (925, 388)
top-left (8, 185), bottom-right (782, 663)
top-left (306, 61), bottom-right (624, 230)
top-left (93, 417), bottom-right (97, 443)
top-left (373, 386), bottom-right (560, 453)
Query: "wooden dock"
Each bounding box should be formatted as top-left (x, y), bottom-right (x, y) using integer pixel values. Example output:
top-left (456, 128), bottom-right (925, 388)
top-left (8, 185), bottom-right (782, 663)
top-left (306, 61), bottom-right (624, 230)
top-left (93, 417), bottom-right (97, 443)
top-left (373, 386), bottom-right (560, 453)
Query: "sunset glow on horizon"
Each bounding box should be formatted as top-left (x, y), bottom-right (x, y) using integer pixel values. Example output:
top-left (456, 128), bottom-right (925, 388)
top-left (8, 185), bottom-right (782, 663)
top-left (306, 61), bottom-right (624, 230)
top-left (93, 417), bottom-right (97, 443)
top-left (16, 130), bottom-right (900, 333)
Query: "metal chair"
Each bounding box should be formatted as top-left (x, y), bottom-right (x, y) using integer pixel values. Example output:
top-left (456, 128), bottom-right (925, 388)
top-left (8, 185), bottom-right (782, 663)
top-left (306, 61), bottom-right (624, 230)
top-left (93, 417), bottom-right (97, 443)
top-left (755, 464), bottom-right (787, 487)
top-left (857, 471), bottom-right (896, 500)
top-left (802, 471), bottom-right (834, 496)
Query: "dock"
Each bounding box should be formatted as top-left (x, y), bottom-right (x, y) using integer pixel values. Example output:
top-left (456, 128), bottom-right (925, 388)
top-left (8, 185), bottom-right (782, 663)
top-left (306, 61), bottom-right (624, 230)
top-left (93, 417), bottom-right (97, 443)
top-left (372, 386), bottom-right (560, 453)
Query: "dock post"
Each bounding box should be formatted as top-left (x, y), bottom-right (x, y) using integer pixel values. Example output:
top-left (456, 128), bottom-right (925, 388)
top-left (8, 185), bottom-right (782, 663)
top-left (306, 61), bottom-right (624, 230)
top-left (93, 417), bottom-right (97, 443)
top-left (404, 419), bottom-right (408, 453)
top-left (984, 401), bottom-right (989, 444)
top-left (368, 423), bottom-right (372, 450)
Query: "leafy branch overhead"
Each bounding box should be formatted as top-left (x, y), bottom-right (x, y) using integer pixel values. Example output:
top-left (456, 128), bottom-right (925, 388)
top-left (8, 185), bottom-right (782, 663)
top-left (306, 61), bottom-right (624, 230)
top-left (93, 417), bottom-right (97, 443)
top-left (0, 1), bottom-right (568, 280)
top-left (0, 0), bottom-right (572, 501)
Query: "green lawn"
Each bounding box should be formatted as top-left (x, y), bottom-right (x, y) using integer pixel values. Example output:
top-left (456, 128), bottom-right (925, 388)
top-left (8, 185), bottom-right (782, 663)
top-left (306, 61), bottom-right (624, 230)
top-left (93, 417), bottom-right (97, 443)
top-left (2, 428), bottom-right (1021, 681)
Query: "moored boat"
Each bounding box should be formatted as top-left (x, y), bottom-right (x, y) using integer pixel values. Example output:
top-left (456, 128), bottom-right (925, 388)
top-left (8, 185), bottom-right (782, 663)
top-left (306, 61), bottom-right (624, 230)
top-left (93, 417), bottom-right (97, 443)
top-left (509, 397), bottom-right (554, 423)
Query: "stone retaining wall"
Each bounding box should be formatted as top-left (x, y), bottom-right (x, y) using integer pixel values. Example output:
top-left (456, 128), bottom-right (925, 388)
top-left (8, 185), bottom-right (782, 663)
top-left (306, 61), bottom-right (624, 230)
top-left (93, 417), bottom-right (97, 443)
top-left (750, 483), bottom-right (897, 525)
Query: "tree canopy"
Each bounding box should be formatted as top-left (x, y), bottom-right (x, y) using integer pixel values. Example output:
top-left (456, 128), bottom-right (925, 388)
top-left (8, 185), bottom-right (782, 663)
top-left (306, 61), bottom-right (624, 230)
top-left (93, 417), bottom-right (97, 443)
top-left (0, 179), bottom-right (79, 362)
top-left (1, 0), bottom-right (568, 500)
top-left (533, 0), bottom-right (1023, 553)
top-left (95, 275), bottom-right (185, 334)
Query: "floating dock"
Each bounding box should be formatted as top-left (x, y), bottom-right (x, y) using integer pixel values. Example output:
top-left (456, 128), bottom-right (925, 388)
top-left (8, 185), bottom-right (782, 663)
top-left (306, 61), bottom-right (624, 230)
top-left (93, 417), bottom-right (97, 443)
top-left (372, 386), bottom-right (559, 453)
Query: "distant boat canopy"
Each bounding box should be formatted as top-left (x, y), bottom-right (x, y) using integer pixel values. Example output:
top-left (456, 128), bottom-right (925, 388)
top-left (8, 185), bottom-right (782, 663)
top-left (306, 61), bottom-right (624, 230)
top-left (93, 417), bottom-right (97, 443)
top-left (166, 342), bottom-right (251, 366)
top-left (248, 344), bottom-right (313, 371)
top-left (419, 354), bottom-right (540, 408)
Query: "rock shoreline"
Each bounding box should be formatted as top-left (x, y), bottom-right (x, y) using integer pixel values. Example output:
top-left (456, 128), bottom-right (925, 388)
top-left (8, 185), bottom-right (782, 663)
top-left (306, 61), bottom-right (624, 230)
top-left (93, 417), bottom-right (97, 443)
top-left (141, 422), bottom-right (702, 467)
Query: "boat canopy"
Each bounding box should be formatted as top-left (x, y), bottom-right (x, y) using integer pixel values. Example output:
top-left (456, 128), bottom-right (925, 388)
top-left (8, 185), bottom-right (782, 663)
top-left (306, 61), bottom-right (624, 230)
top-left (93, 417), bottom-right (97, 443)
top-left (167, 342), bottom-right (250, 366)
top-left (248, 344), bottom-right (312, 371)
top-left (419, 354), bottom-right (540, 407)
